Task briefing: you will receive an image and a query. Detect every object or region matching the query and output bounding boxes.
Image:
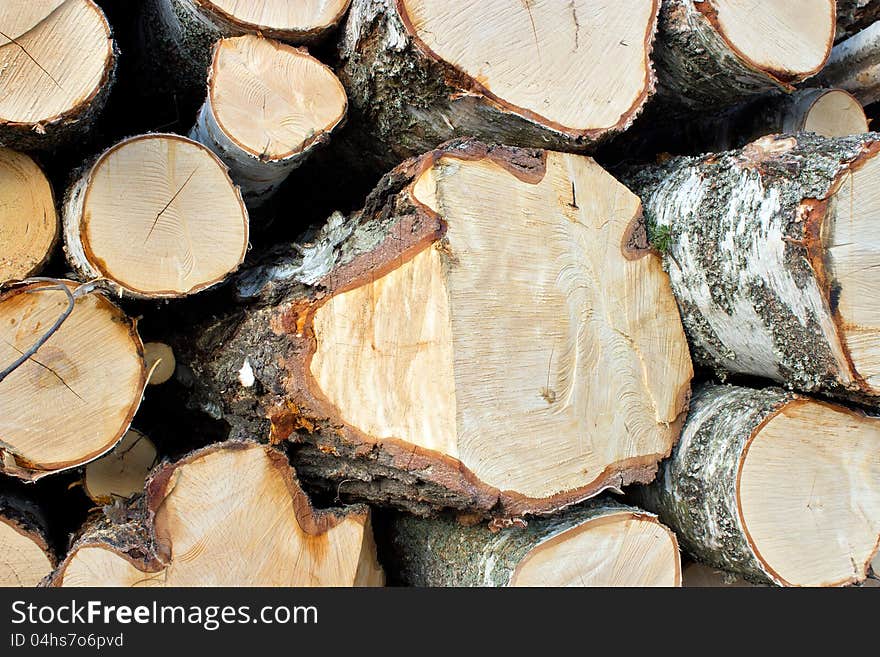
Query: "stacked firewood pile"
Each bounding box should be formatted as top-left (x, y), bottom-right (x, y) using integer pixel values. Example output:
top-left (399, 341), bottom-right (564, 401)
top-left (1, 0), bottom-right (879, 588)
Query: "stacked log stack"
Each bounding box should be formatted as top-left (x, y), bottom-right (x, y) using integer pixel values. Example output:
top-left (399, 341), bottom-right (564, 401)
top-left (0, 0), bottom-right (877, 589)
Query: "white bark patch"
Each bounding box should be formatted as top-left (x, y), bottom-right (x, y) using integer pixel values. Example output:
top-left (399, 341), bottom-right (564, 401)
top-left (238, 359), bottom-right (255, 387)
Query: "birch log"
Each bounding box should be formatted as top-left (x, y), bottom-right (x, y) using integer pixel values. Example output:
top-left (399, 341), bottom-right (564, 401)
top-left (815, 22), bottom-right (880, 105)
top-left (0, 492), bottom-right (55, 587)
top-left (0, 147), bottom-right (58, 284)
top-left (142, 0), bottom-right (351, 93)
top-left (336, 0), bottom-right (661, 170)
top-left (189, 35), bottom-right (347, 205)
top-left (50, 441), bottom-right (384, 587)
top-left (836, 0), bottom-right (880, 41)
top-left (0, 0), bottom-right (116, 150)
top-left (624, 132), bottom-right (880, 404)
top-left (82, 429), bottom-right (158, 504)
top-left (653, 0), bottom-right (834, 111)
top-left (389, 501), bottom-right (681, 587)
top-left (636, 383), bottom-right (880, 587)
top-left (0, 279), bottom-right (146, 481)
top-left (181, 140), bottom-right (693, 517)
top-left (63, 134), bottom-right (249, 299)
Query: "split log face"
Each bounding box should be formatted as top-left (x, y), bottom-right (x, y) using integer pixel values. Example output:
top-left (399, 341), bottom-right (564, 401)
top-left (389, 502), bottom-right (681, 587)
top-left (83, 429), bottom-right (158, 504)
top-left (0, 148), bottom-right (57, 283)
top-left (52, 442), bottom-right (384, 587)
top-left (338, 0), bottom-right (660, 168)
top-left (625, 132), bottom-right (880, 403)
top-left (0, 280), bottom-right (146, 480)
top-left (654, 0), bottom-right (834, 110)
top-left (188, 141), bottom-right (692, 516)
top-left (63, 134), bottom-right (249, 298)
top-left (637, 384), bottom-right (880, 587)
top-left (0, 495), bottom-right (55, 587)
top-left (190, 35), bottom-right (348, 204)
top-left (0, 0), bottom-right (115, 149)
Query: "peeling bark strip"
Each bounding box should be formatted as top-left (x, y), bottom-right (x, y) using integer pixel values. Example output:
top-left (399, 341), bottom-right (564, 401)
top-left (0, 491), bottom-right (55, 587)
top-left (189, 35), bottom-right (348, 206)
top-left (142, 0), bottom-right (351, 94)
top-left (50, 441), bottom-right (384, 586)
top-left (336, 0), bottom-right (660, 170)
top-left (836, 0), bottom-right (880, 42)
top-left (63, 134), bottom-right (249, 299)
top-left (635, 383), bottom-right (880, 587)
top-left (0, 0), bottom-right (117, 151)
top-left (182, 139), bottom-right (693, 518)
top-left (624, 132), bottom-right (880, 403)
top-left (388, 500), bottom-right (681, 587)
top-left (816, 21), bottom-right (880, 106)
top-left (0, 279), bottom-right (146, 481)
top-left (653, 0), bottom-right (834, 111)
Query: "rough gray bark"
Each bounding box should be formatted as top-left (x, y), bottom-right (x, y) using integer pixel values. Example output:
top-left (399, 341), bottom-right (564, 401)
top-left (652, 0), bottom-right (831, 112)
top-left (388, 500), bottom-right (676, 586)
top-left (335, 0), bottom-right (659, 172)
top-left (634, 384), bottom-right (792, 586)
top-left (836, 0), bottom-right (880, 42)
top-left (815, 21), bottom-right (880, 105)
top-left (622, 131), bottom-right (880, 403)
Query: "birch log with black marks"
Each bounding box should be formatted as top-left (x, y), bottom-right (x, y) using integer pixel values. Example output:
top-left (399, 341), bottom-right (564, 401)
top-left (336, 0), bottom-right (660, 170)
top-left (63, 134), bottom-right (249, 298)
top-left (389, 501), bottom-right (681, 587)
top-left (815, 22), bottom-right (880, 106)
top-left (836, 0), bottom-right (880, 41)
top-left (0, 0), bottom-right (116, 150)
top-left (82, 429), bottom-right (158, 504)
top-left (0, 279), bottom-right (146, 480)
top-left (142, 0), bottom-right (351, 93)
top-left (189, 35), bottom-right (348, 205)
top-left (0, 147), bottom-right (58, 284)
top-left (50, 441), bottom-right (384, 586)
top-left (183, 140), bottom-right (693, 517)
top-left (652, 0), bottom-right (834, 112)
top-left (624, 132), bottom-right (880, 404)
top-left (636, 383), bottom-right (880, 587)
top-left (0, 492), bottom-right (55, 586)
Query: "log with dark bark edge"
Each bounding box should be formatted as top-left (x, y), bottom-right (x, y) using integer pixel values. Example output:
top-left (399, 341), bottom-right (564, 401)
top-left (635, 383), bottom-right (880, 587)
top-left (0, 0), bottom-right (116, 151)
top-left (62, 133), bottom-right (249, 299)
top-left (388, 500), bottom-right (681, 587)
top-left (0, 491), bottom-right (56, 587)
top-left (189, 35), bottom-right (348, 206)
top-left (82, 429), bottom-right (158, 504)
top-left (623, 132), bottom-right (880, 404)
top-left (141, 0), bottom-right (351, 94)
top-left (0, 147), bottom-right (58, 284)
top-left (652, 0), bottom-right (834, 112)
top-left (0, 279), bottom-right (146, 481)
top-left (181, 139), bottom-right (693, 518)
top-left (50, 441), bottom-right (384, 586)
top-left (836, 0), bottom-right (880, 42)
top-left (682, 562), bottom-right (761, 587)
top-left (815, 22), bottom-right (880, 105)
top-left (335, 0), bottom-right (660, 171)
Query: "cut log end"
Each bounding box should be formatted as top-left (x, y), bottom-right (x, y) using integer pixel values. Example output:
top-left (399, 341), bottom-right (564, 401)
top-left (800, 89), bottom-right (869, 137)
top-left (738, 398), bottom-right (880, 587)
top-left (509, 512), bottom-right (681, 587)
top-left (398, 0), bottom-right (658, 135)
top-left (0, 147), bottom-right (57, 283)
top-left (0, 512), bottom-right (53, 587)
top-left (0, 0), bottom-right (114, 141)
top-left (0, 279), bottom-right (146, 480)
top-left (83, 429), bottom-right (157, 504)
top-left (198, 0), bottom-right (352, 39)
top-left (823, 149), bottom-right (880, 394)
top-left (63, 134), bottom-right (249, 298)
top-left (53, 442), bottom-right (384, 586)
top-left (700, 0), bottom-right (834, 83)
